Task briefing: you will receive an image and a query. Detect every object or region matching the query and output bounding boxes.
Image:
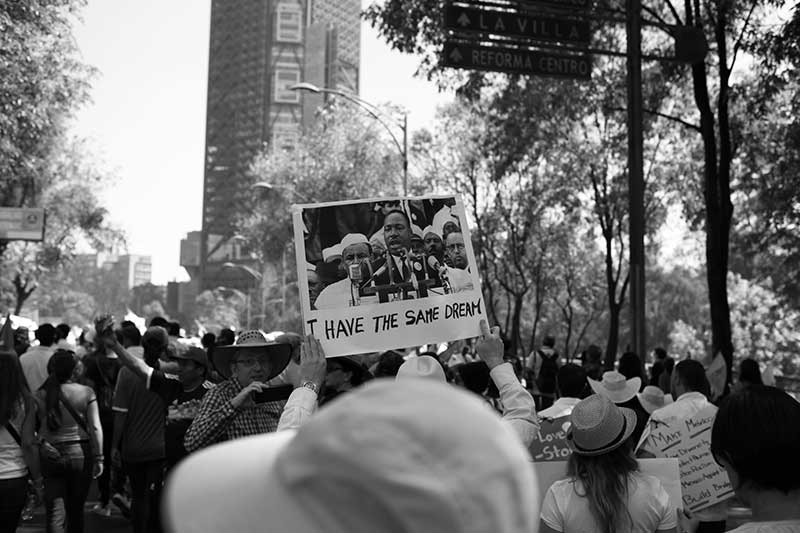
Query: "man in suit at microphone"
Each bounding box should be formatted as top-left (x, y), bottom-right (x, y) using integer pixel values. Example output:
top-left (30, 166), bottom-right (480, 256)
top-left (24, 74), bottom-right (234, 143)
top-left (314, 234), bottom-right (377, 310)
top-left (364, 209), bottom-right (442, 301)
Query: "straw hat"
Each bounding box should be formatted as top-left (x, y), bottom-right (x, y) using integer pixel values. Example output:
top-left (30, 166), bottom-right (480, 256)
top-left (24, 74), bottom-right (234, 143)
top-left (567, 394), bottom-right (637, 456)
top-left (588, 371), bottom-right (641, 404)
top-left (212, 330), bottom-right (292, 381)
top-left (637, 385), bottom-right (674, 414)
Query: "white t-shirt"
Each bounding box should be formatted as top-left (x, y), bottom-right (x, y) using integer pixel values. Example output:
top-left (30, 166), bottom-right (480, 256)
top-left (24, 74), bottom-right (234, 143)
top-left (727, 521), bottom-right (800, 533)
top-left (540, 471), bottom-right (677, 532)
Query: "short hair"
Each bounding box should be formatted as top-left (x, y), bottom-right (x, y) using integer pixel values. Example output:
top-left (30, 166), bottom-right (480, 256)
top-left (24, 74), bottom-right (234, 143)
top-left (618, 352), bottom-right (643, 381)
top-left (149, 316), bottom-right (169, 329)
top-left (383, 209), bottom-right (411, 228)
top-left (201, 333), bottom-right (216, 349)
top-left (120, 324), bottom-right (142, 346)
top-left (557, 364), bottom-right (588, 398)
top-left (711, 385), bottom-right (800, 493)
top-left (674, 359), bottom-right (710, 396)
top-left (167, 321), bottom-right (181, 337)
top-left (35, 323), bottom-right (56, 346)
top-left (217, 328), bottom-right (235, 346)
top-left (373, 350), bottom-right (405, 378)
top-left (738, 358), bottom-right (763, 386)
top-left (542, 336), bottom-right (555, 348)
top-left (654, 347), bottom-right (667, 360)
top-left (55, 323), bottom-right (71, 341)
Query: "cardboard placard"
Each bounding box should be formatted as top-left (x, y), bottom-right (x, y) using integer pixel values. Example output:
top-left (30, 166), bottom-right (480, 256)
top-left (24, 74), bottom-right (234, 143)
top-left (529, 416), bottom-right (572, 462)
top-left (293, 196), bottom-right (486, 357)
top-left (649, 405), bottom-right (734, 512)
top-left (535, 459), bottom-right (682, 513)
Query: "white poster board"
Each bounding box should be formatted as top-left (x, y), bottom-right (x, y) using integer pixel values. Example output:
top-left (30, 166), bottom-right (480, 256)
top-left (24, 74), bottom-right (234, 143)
top-left (293, 196), bottom-right (486, 357)
top-left (649, 405), bottom-right (734, 512)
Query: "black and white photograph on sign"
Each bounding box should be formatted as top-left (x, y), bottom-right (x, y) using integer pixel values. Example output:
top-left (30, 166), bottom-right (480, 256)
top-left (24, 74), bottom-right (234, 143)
top-left (293, 196), bottom-right (486, 357)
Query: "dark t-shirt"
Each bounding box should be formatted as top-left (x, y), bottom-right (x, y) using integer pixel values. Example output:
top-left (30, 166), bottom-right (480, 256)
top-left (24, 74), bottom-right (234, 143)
top-left (112, 367), bottom-right (166, 463)
top-left (618, 396), bottom-right (650, 446)
top-left (83, 353), bottom-right (122, 416)
top-left (149, 370), bottom-right (213, 467)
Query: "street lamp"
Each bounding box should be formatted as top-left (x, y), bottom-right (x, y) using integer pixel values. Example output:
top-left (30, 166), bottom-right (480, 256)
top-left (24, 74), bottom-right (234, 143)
top-left (290, 82), bottom-right (409, 195)
top-left (251, 181), bottom-right (311, 203)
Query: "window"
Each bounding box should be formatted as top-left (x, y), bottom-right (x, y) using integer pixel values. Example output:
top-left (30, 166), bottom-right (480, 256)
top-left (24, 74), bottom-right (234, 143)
top-left (276, 5), bottom-right (302, 43)
top-left (271, 124), bottom-right (300, 151)
top-left (273, 69), bottom-right (301, 103)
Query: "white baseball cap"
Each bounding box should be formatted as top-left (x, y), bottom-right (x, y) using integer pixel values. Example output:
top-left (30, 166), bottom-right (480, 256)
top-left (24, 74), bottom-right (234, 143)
top-left (164, 379), bottom-right (538, 533)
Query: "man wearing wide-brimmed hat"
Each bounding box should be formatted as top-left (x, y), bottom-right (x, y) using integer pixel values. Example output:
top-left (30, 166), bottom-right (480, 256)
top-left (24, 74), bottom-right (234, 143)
top-left (183, 330), bottom-right (324, 452)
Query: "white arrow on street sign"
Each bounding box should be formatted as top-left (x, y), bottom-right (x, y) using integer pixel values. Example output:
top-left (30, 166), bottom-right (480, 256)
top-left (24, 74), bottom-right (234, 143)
top-left (457, 13), bottom-right (470, 27)
top-left (449, 47), bottom-right (464, 62)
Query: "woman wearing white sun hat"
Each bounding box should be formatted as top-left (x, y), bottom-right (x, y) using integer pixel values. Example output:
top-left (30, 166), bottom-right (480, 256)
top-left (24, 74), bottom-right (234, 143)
top-left (588, 370), bottom-right (650, 444)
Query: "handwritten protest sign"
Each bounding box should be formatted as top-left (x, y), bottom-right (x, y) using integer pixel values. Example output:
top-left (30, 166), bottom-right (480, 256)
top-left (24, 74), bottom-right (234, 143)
top-left (649, 405), bottom-right (734, 512)
top-left (293, 196), bottom-right (486, 357)
top-left (529, 416), bottom-right (572, 462)
top-left (535, 459), bottom-right (682, 512)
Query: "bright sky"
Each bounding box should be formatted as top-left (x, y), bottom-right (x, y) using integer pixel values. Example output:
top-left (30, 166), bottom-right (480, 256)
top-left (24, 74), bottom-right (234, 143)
top-left (70, 0), bottom-right (453, 285)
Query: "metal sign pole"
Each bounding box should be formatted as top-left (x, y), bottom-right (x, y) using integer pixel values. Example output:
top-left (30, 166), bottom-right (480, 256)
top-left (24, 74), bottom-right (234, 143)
top-left (626, 0), bottom-right (646, 359)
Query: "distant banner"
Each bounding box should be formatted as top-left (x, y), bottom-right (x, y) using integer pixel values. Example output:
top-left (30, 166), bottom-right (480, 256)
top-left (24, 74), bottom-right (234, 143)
top-left (293, 195), bottom-right (486, 357)
top-left (529, 415), bottom-right (572, 462)
top-left (649, 405), bottom-right (734, 512)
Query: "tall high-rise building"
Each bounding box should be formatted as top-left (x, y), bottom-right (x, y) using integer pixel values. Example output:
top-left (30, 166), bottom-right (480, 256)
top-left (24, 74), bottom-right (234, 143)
top-left (197, 0), bottom-right (360, 291)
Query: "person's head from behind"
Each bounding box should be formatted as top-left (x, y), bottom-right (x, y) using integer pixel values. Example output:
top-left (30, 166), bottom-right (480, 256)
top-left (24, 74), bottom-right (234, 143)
top-left (120, 323), bottom-right (142, 348)
top-left (55, 323), bottom-right (71, 342)
top-left (653, 347), bottom-right (667, 361)
top-left (217, 328), bottom-right (235, 346)
top-left (0, 350), bottom-right (28, 426)
top-left (141, 326), bottom-right (168, 368)
top-left (565, 394), bottom-right (638, 533)
top-left (445, 231), bottom-right (468, 269)
top-left (543, 335), bottom-right (556, 349)
top-left (43, 350), bottom-right (78, 431)
top-left (201, 332), bottom-right (216, 350)
top-left (165, 379), bottom-right (539, 533)
top-left (149, 316), bottom-right (169, 329)
top-left (711, 385), bottom-right (800, 506)
top-left (557, 363), bottom-right (588, 399)
top-left (167, 321), bottom-right (181, 337)
top-left (617, 352), bottom-right (643, 381)
top-left (35, 323), bottom-right (56, 347)
top-left (373, 350), bottom-right (405, 378)
top-left (671, 359), bottom-right (710, 398)
top-left (738, 358), bottom-right (763, 387)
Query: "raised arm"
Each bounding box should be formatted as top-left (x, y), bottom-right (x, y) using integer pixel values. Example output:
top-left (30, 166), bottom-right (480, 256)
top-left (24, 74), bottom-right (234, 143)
top-left (277, 335), bottom-right (326, 432)
top-left (95, 316), bottom-right (151, 380)
top-left (475, 320), bottom-right (539, 448)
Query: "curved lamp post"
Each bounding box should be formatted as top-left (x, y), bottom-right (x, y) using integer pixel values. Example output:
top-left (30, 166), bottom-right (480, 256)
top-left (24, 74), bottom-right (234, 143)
top-left (290, 82), bottom-right (408, 195)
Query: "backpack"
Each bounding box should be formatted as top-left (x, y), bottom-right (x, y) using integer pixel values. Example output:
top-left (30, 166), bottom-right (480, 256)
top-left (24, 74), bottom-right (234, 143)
top-left (536, 349), bottom-right (559, 394)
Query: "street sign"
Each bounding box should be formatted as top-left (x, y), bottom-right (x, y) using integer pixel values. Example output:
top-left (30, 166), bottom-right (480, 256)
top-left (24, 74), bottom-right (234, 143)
top-left (442, 41), bottom-right (591, 79)
top-left (444, 4), bottom-right (591, 45)
top-left (518, 0), bottom-right (592, 11)
top-left (0, 208), bottom-right (45, 241)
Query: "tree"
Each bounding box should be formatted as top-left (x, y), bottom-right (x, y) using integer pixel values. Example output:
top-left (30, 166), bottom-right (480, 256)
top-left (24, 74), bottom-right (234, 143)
top-left (194, 288), bottom-right (245, 333)
top-left (0, 1), bottom-right (122, 314)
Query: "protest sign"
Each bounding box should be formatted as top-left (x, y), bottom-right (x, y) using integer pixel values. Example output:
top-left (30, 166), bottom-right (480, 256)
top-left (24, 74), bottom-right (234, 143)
top-left (529, 415), bottom-right (571, 462)
top-left (649, 405), bottom-right (734, 512)
top-left (293, 196), bottom-right (486, 357)
top-left (535, 459), bottom-right (682, 512)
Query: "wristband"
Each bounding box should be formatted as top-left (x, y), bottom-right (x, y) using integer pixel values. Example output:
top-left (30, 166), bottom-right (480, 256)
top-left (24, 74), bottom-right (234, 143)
top-left (300, 381), bottom-right (319, 395)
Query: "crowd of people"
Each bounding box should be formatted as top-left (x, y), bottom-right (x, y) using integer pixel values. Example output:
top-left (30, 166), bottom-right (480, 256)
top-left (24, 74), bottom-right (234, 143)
top-left (1, 316), bottom-right (799, 533)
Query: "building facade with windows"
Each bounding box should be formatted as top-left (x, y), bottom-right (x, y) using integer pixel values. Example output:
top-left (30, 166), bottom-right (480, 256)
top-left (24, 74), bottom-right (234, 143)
top-left (197, 0), bottom-right (360, 291)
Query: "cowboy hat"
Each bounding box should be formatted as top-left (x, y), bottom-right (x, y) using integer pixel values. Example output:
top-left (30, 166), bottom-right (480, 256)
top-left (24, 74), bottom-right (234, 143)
top-left (212, 330), bottom-right (292, 381)
top-left (567, 394), bottom-right (638, 456)
top-left (588, 371), bottom-right (641, 404)
top-left (637, 385), bottom-right (674, 414)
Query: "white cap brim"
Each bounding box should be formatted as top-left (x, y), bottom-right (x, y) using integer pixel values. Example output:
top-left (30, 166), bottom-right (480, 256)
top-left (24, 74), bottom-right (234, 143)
top-left (164, 430), bottom-right (320, 533)
top-left (588, 377), bottom-right (641, 404)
